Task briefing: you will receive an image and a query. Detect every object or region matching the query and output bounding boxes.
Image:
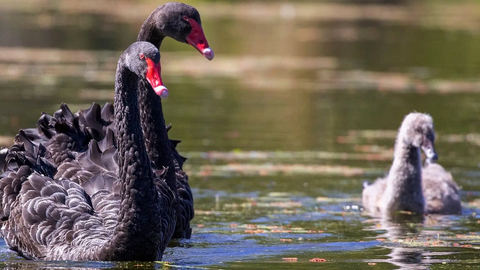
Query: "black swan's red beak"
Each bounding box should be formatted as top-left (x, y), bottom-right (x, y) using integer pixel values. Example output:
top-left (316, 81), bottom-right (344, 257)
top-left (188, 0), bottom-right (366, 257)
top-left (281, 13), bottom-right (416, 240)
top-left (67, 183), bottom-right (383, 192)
top-left (185, 17), bottom-right (214, 61)
top-left (146, 58), bottom-right (169, 98)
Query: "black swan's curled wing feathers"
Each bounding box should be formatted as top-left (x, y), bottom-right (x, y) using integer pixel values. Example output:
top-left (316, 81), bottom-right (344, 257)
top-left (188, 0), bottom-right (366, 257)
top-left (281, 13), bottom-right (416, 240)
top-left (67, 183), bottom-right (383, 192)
top-left (3, 130), bottom-right (56, 178)
top-left (21, 103), bottom-right (186, 169)
top-left (15, 102), bottom-right (193, 239)
top-left (3, 170), bottom-right (120, 260)
top-left (0, 112), bottom-right (178, 260)
top-left (0, 141), bottom-right (109, 260)
top-left (78, 103), bottom-right (114, 142)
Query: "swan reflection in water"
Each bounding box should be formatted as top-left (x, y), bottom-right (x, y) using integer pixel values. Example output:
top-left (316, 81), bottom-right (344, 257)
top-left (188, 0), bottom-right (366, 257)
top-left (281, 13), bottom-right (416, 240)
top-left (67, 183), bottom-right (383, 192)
top-left (365, 214), bottom-right (457, 270)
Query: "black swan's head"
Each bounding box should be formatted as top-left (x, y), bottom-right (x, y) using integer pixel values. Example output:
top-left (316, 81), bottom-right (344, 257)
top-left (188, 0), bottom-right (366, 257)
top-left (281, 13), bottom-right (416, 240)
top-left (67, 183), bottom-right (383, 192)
top-left (399, 112), bottom-right (438, 161)
top-left (149, 2), bottom-right (213, 60)
top-left (125, 42), bottom-right (169, 98)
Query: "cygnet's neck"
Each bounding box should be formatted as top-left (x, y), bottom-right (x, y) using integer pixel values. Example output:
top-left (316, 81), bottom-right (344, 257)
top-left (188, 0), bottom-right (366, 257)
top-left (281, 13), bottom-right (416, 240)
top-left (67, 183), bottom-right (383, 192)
top-left (382, 135), bottom-right (425, 217)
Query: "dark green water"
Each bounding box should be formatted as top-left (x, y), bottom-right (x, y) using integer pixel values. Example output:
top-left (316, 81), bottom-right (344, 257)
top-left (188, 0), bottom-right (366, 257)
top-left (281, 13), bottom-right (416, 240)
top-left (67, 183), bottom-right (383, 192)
top-left (1, 0), bottom-right (480, 269)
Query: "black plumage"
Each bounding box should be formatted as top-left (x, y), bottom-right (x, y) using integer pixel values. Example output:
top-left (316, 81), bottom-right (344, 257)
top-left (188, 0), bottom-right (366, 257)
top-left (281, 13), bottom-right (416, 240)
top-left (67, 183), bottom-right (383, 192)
top-left (0, 42), bottom-right (176, 260)
top-left (5, 2), bottom-right (214, 241)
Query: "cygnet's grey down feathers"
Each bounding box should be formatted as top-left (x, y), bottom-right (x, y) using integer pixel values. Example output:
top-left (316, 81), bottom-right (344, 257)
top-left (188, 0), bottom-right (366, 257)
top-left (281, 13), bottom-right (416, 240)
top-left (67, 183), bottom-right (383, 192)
top-left (362, 113), bottom-right (461, 218)
top-left (422, 162), bottom-right (461, 214)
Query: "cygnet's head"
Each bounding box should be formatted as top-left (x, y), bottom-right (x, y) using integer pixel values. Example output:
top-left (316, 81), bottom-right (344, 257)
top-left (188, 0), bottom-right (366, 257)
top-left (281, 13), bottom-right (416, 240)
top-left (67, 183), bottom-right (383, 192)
top-left (398, 112), bottom-right (438, 161)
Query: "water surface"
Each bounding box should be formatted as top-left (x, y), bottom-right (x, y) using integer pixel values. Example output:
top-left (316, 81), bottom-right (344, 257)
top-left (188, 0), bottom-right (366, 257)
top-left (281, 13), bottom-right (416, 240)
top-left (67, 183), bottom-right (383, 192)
top-left (1, 0), bottom-right (480, 269)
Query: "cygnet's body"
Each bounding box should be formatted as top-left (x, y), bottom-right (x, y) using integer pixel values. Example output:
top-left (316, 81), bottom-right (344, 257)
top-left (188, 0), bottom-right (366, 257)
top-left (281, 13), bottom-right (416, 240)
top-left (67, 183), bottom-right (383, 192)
top-left (422, 162), bottom-right (461, 214)
top-left (362, 113), bottom-right (461, 218)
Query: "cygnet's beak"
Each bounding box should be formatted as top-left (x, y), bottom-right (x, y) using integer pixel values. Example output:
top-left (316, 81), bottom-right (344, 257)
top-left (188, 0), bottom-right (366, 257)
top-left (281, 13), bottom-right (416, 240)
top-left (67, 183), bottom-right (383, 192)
top-left (422, 145), bottom-right (438, 163)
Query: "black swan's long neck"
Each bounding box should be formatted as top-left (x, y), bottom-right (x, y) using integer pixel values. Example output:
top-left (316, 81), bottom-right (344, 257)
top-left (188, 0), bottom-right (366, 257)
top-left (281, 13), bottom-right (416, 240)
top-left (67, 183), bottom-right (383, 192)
top-left (137, 16), bottom-right (176, 190)
top-left (137, 82), bottom-right (176, 190)
top-left (137, 13), bottom-right (165, 48)
top-left (101, 56), bottom-right (162, 260)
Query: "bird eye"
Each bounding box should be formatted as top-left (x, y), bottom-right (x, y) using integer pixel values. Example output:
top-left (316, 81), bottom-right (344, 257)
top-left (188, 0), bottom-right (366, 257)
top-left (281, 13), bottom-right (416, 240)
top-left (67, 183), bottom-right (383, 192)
top-left (139, 53), bottom-right (145, 60)
top-left (182, 15), bottom-right (189, 21)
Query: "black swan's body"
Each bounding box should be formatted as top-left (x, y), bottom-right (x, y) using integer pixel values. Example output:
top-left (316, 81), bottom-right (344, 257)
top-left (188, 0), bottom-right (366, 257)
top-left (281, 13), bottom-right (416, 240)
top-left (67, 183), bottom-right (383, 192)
top-left (362, 113), bottom-right (461, 219)
top-left (8, 2), bottom-right (214, 239)
top-left (0, 42), bottom-right (175, 260)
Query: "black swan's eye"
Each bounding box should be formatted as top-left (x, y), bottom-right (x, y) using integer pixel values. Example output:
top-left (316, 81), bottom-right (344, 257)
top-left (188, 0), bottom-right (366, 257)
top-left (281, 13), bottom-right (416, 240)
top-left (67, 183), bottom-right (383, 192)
top-left (139, 53), bottom-right (145, 60)
top-left (182, 15), bottom-right (189, 21)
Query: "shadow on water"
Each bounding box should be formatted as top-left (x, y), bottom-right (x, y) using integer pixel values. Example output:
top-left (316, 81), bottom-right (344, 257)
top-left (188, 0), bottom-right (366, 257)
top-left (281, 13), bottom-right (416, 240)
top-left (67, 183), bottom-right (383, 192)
top-left (1, 0), bottom-right (480, 269)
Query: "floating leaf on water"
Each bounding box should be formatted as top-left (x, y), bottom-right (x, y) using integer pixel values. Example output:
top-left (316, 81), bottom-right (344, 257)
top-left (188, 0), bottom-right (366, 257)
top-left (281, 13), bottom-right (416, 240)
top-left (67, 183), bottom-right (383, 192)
top-left (268, 192), bottom-right (291, 197)
top-left (245, 229), bottom-right (265, 234)
top-left (309, 258), bottom-right (327, 262)
top-left (280, 238), bottom-right (292, 242)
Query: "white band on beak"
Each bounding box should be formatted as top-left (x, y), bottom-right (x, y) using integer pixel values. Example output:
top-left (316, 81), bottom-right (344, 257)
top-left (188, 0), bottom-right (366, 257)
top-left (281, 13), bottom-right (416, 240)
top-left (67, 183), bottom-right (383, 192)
top-left (203, 47), bottom-right (214, 61)
top-left (154, 86), bottom-right (169, 98)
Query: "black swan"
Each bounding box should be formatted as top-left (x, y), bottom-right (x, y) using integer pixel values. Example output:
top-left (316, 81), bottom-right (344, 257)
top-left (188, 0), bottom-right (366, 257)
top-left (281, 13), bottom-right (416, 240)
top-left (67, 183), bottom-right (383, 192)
top-left (362, 113), bottom-right (461, 218)
top-left (13, 2), bottom-right (213, 239)
top-left (0, 42), bottom-right (175, 260)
